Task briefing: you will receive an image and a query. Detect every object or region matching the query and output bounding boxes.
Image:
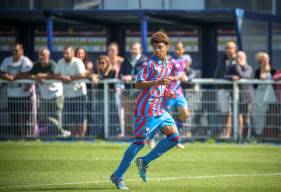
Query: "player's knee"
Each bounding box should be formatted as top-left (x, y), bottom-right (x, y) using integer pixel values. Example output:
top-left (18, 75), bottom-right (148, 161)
top-left (161, 126), bottom-right (176, 135)
top-left (167, 132), bottom-right (180, 144)
top-left (179, 113), bottom-right (188, 121)
top-left (162, 126), bottom-right (180, 144)
top-left (179, 109), bottom-right (189, 121)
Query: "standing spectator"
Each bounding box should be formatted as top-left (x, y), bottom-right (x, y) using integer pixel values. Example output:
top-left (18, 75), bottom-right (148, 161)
top-left (91, 55), bottom-right (116, 136)
top-left (53, 46), bottom-right (89, 137)
top-left (254, 52), bottom-right (277, 136)
top-left (120, 42), bottom-right (146, 136)
top-left (107, 42), bottom-right (124, 78)
top-left (273, 68), bottom-right (281, 134)
top-left (0, 43), bottom-right (33, 136)
top-left (75, 47), bottom-right (94, 136)
top-left (215, 41), bottom-right (237, 138)
top-left (25, 47), bottom-right (70, 137)
top-left (107, 42), bottom-right (125, 137)
top-left (273, 68), bottom-right (281, 103)
top-left (75, 47), bottom-right (94, 73)
top-left (120, 42), bottom-right (146, 86)
top-left (225, 51), bottom-right (253, 141)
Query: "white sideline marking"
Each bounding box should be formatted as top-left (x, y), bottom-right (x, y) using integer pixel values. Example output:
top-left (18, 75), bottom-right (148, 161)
top-left (1, 172), bottom-right (281, 190)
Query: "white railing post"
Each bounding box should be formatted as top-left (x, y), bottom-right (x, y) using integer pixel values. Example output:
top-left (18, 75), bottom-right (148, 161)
top-left (103, 80), bottom-right (109, 139)
top-left (233, 81), bottom-right (239, 141)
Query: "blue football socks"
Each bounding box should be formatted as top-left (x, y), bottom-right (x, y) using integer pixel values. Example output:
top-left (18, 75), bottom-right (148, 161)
top-left (114, 138), bottom-right (145, 178)
top-left (142, 132), bottom-right (180, 165)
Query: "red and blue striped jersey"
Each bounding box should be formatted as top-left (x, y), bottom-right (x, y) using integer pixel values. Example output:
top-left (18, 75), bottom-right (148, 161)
top-left (134, 54), bottom-right (172, 117)
top-left (167, 55), bottom-right (191, 97)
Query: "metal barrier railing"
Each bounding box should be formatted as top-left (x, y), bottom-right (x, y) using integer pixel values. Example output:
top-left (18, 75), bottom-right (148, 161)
top-left (0, 79), bottom-right (280, 141)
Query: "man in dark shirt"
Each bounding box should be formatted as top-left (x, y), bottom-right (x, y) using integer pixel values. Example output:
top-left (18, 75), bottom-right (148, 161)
top-left (214, 41), bottom-right (237, 138)
top-left (120, 42), bottom-right (146, 88)
top-left (120, 42), bottom-right (146, 135)
top-left (28, 47), bottom-right (70, 137)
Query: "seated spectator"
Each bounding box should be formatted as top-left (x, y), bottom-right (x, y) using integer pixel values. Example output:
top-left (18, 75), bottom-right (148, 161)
top-left (53, 46), bottom-right (89, 137)
top-left (0, 43), bottom-right (33, 136)
top-left (26, 47), bottom-right (70, 137)
top-left (225, 51), bottom-right (253, 142)
top-left (253, 52), bottom-right (277, 136)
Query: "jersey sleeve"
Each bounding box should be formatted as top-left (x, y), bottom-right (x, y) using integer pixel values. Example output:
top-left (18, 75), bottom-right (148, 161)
top-left (184, 54), bottom-right (192, 65)
top-left (136, 62), bottom-right (150, 82)
top-left (0, 58), bottom-right (8, 72)
top-left (21, 57), bottom-right (33, 72)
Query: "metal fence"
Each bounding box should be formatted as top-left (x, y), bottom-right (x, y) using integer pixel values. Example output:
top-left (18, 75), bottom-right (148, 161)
top-left (0, 79), bottom-right (280, 141)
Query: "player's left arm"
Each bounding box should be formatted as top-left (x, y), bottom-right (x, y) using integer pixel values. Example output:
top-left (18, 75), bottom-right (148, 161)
top-left (173, 74), bottom-right (188, 82)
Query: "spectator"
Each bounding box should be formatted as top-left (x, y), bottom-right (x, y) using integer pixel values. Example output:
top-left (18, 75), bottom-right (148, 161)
top-left (91, 55), bottom-right (117, 136)
top-left (254, 52), bottom-right (277, 136)
top-left (273, 68), bottom-right (281, 134)
top-left (92, 55), bottom-right (115, 87)
top-left (53, 46), bottom-right (89, 137)
top-left (75, 47), bottom-right (94, 136)
top-left (215, 41), bottom-right (237, 138)
top-left (107, 42), bottom-right (125, 137)
top-left (26, 47), bottom-right (70, 137)
top-left (225, 51), bottom-right (253, 141)
top-left (120, 42), bottom-right (146, 136)
top-left (75, 47), bottom-right (94, 73)
top-left (0, 43), bottom-right (33, 136)
top-left (255, 52), bottom-right (276, 81)
top-left (107, 42), bottom-right (124, 78)
top-left (120, 42), bottom-right (146, 86)
top-left (273, 68), bottom-right (281, 103)
top-left (181, 47), bottom-right (196, 89)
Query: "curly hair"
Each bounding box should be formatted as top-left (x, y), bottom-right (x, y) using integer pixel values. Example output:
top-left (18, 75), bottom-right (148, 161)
top-left (150, 31), bottom-right (170, 46)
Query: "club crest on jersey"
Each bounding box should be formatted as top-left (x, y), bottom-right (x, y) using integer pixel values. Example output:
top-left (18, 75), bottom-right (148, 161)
top-left (144, 127), bottom-right (150, 134)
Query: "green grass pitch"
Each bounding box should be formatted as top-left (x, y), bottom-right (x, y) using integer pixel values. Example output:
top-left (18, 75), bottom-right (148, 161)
top-left (0, 141), bottom-right (280, 192)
